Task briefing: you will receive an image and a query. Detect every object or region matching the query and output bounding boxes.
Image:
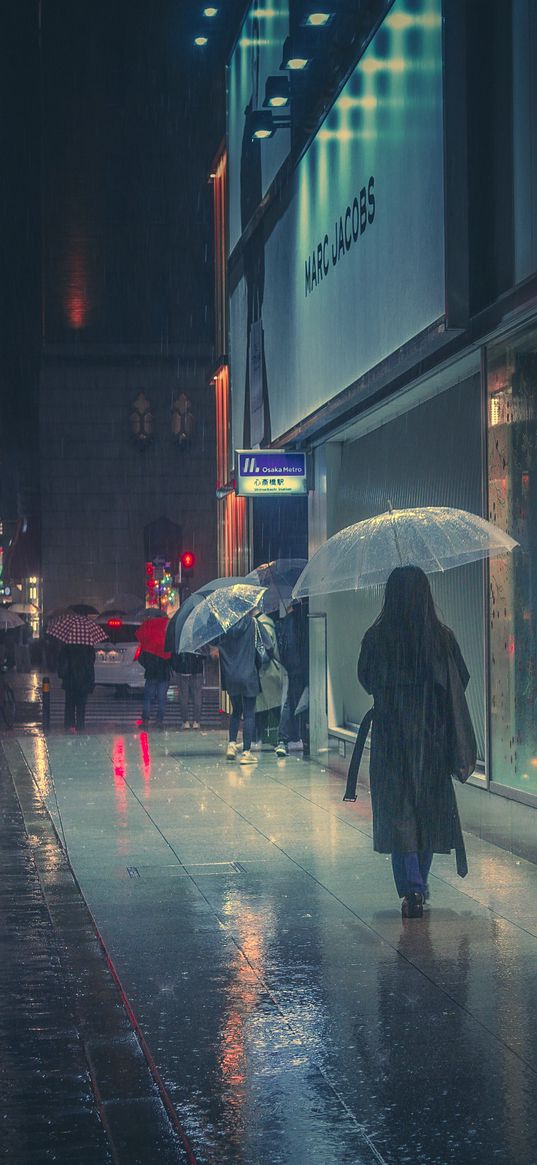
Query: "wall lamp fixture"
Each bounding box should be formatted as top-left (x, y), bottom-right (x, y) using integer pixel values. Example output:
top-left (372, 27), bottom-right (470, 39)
top-left (250, 109), bottom-right (291, 140)
top-left (262, 75), bottom-right (290, 108)
top-left (301, 5), bottom-right (334, 27)
top-left (280, 35), bottom-right (311, 70)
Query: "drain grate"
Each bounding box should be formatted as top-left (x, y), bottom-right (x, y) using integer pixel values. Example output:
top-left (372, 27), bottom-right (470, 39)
top-left (126, 866), bottom-right (141, 878)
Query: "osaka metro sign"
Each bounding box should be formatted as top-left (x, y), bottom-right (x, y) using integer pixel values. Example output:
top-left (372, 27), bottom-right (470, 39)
top-left (235, 450), bottom-right (307, 497)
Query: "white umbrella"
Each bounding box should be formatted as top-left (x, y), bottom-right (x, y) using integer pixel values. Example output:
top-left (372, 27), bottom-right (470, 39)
top-left (292, 506), bottom-right (519, 598)
top-left (9, 602), bottom-right (38, 614)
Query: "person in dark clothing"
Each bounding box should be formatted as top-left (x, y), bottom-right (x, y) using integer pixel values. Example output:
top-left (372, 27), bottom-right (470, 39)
top-left (275, 601), bottom-right (308, 757)
top-left (174, 652), bottom-right (203, 729)
top-left (218, 613), bottom-right (271, 765)
top-left (139, 650), bottom-right (171, 727)
top-left (357, 565), bottom-right (471, 919)
top-left (57, 644), bottom-right (96, 731)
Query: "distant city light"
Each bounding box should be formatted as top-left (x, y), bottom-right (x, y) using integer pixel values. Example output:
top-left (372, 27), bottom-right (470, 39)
top-left (194, 35), bottom-right (208, 45)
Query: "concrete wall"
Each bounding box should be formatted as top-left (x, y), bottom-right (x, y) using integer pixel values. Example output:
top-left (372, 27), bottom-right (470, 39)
top-left (40, 350), bottom-right (217, 613)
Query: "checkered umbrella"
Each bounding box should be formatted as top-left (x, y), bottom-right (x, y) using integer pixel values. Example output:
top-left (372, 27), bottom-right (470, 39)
top-left (46, 612), bottom-right (109, 646)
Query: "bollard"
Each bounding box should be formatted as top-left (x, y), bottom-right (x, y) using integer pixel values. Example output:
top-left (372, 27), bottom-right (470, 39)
top-left (42, 675), bottom-right (50, 730)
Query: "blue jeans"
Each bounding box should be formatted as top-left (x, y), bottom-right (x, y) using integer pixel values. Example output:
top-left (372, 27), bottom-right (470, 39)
top-left (143, 679), bottom-right (168, 722)
top-left (229, 694), bottom-right (256, 751)
top-left (391, 851), bottom-right (433, 898)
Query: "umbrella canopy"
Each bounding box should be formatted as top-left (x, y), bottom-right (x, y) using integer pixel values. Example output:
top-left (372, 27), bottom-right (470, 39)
top-left (165, 577), bottom-right (247, 653)
top-left (178, 584), bottom-right (266, 655)
top-left (135, 617), bottom-right (171, 659)
top-left (46, 612), bottom-right (109, 646)
top-left (103, 593), bottom-right (144, 614)
top-left (247, 558), bottom-right (307, 611)
top-left (68, 603), bottom-right (98, 616)
top-left (9, 602), bottom-right (38, 614)
top-left (292, 507), bottom-right (519, 598)
top-left (0, 609), bottom-right (24, 631)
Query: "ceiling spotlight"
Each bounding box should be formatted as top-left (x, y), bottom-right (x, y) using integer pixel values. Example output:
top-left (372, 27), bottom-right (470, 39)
top-left (262, 75), bottom-right (290, 108)
top-left (302, 7), bottom-right (334, 27)
top-left (203, 5), bottom-right (218, 15)
top-left (280, 35), bottom-right (311, 70)
top-left (194, 34), bottom-right (208, 45)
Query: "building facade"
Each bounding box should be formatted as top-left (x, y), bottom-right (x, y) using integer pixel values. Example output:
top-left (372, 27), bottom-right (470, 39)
top-left (223, 0), bottom-right (537, 820)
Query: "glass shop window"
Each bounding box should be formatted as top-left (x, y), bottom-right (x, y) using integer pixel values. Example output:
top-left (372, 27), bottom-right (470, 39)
top-left (487, 325), bottom-right (537, 792)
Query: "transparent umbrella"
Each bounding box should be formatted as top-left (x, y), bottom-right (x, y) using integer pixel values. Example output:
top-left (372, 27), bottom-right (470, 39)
top-left (0, 610), bottom-right (23, 631)
top-left (292, 506), bottom-right (519, 598)
top-left (178, 584), bottom-right (266, 654)
top-left (246, 558), bottom-right (307, 611)
top-left (165, 577), bottom-right (247, 653)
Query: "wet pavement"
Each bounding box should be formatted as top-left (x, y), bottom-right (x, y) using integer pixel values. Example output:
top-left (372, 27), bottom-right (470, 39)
top-left (3, 720), bottom-right (537, 1163)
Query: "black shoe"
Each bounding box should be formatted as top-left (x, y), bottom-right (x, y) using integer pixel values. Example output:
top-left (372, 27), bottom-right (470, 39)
top-left (401, 892), bottom-right (424, 919)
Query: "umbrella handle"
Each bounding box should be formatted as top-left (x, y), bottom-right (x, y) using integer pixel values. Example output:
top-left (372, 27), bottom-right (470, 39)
top-left (387, 499), bottom-right (403, 566)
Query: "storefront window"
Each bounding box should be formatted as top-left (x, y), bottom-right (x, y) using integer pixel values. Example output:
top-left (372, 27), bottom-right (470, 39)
top-left (487, 325), bottom-right (537, 792)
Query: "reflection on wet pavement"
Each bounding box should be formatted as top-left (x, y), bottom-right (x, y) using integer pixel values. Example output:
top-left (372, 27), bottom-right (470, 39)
top-left (15, 730), bottom-right (537, 1164)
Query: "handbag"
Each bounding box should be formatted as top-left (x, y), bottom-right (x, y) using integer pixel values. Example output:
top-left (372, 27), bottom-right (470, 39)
top-left (254, 620), bottom-right (272, 668)
top-left (446, 652), bottom-right (477, 782)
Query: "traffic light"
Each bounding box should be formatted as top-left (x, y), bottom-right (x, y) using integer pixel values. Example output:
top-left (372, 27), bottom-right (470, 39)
top-left (181, 550), bottom-right (196, 572)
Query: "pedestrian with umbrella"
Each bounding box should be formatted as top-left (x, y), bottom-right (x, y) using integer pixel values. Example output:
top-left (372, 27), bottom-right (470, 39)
top-left (292, 505), bottom-right (519, 917)
top-left (178, 584), bottom-right (269, 765)
top-left (47, 612), bottom-right (108, 732)
top-left (135, 617), bottom-right (171, 729)
top-left (357, 566), bottom-right (476, 918)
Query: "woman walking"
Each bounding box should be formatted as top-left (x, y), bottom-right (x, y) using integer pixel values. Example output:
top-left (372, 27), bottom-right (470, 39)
top-left (358, 565), bottom-right (472, 919)
top-left (219, 613), bottom-right (272, 765)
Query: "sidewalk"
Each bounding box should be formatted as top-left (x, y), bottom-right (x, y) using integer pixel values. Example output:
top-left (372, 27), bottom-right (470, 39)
top-left (4, 725), bottom-right (537, 1163)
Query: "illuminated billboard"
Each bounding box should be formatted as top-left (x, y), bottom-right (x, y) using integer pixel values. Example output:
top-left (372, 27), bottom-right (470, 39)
top-left (230, 0), bottom-right (445, 448)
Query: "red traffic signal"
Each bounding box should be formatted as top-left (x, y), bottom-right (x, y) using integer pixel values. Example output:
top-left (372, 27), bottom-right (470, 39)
top-left (181, 550), bottom-right (196, 571)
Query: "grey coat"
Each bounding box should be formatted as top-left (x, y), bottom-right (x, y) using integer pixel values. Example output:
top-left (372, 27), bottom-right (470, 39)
top-left (358, 624), bottom-right (468, 870)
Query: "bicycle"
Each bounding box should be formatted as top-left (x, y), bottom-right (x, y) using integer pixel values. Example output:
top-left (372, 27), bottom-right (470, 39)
top-left (0, 675), bottom-right (16, 728)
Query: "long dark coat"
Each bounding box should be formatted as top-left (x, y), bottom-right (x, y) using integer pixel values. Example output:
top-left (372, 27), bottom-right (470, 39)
top-left (57, 645), bottom-right (96, 698)
top-left (358, 624), bottom-right (468, 871)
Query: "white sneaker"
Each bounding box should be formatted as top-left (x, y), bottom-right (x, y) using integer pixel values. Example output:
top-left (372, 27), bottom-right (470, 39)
top-left (288, 739), bottom-right (304, 751)
top-left (183, 721), bottom-right (191, 729)
top-left (226, 741), bottom-right (238, 760)
top-left (191, 721), bottom-right (200, 729)
top-left (239, 750), bottom-right (257, 765)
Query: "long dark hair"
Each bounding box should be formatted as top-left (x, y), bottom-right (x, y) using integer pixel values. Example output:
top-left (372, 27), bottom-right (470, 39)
top-left (373, 566), bottom-right (448, 670)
